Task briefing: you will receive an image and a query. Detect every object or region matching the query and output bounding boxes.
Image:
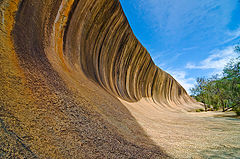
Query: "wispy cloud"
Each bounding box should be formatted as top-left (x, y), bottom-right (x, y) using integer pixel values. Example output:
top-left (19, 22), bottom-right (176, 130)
top-left (221, 28), bottom-right (240, 44)
top-left (152, 50), bottom-right (183, 69)
top-left (135, 0), bottom-right (236, 37)
top-left (182, 46), bottom-right (198, 51)
top-left (186, 46), bottom-right (238, 70)
top-left (166, 69), bottom-right (195, 93)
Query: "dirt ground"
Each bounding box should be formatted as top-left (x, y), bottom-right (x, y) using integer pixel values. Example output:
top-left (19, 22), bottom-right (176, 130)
top-left (120, 98), bottom-right (240, 158)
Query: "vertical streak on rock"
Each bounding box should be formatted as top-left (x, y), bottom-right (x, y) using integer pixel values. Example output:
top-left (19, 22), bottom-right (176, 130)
top-left (62, 0), bottom-right (195, 107)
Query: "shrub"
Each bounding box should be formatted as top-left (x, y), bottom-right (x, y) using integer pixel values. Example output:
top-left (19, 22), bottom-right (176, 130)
top-left (208, 108), bottom-right (214, 111)
top-left (235, 107), bottom-right (240, 116)
top-left (196, 108), bottom-right (204, 112)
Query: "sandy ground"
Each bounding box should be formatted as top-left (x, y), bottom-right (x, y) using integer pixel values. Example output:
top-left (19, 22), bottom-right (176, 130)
top-left (120, 98), bottom-right (240, 158)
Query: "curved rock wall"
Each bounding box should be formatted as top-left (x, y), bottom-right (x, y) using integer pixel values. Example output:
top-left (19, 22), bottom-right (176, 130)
top-left (0, 0), bottom-right (198, 158)
top-left (63, 0), bottom-right (192, 105)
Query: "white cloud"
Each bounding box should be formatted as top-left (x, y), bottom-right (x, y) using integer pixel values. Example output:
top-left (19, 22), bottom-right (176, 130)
top-left (222, 28), bottom-right (240, 44)
top-left (166, 69), bottom-right (195, 94)
top-left (135, 0), bottom-right (236, 37)
top-left (186, 46), bottom-right (238, 70)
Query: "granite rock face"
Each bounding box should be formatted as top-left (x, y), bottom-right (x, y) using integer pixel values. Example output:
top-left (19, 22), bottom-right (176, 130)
top-left (0, 0), bottom-right (197, 158)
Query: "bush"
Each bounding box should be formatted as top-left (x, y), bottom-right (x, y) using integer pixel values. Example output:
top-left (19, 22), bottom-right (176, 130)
top-left (208, 108), bottom-right (214, 111)
top-left (235, 107), bottom-right (240, 116)
top-left (196, 108), bottom-right (204, 112)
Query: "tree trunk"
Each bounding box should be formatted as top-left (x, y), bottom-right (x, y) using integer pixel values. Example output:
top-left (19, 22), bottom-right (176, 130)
top-left (204, 103), bottom-right (207, 112)
top-left (222, 100), bottom-right (225, 112)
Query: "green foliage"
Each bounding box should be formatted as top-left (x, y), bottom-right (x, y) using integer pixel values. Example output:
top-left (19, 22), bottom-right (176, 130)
top-left (196, 108), bottom-right (204, 112)
top-left (235, 107), bottom-right (240, 116)
top-left (191, 45), bottom-right (240, 115)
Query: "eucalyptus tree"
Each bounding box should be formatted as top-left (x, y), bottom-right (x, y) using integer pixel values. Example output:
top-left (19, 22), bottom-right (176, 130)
top-left (190, 45), bottom-right (240, 115)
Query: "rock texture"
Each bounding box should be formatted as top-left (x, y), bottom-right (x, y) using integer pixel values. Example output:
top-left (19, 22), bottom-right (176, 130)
top-left (0, 0), bottom-right (199, 158)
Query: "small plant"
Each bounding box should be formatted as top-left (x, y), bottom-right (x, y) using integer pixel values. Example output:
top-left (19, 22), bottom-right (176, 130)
top-left (208, 108), bottom-right (214, 111)
top-left (234, 107), bottom-right (240, 116)
top-left (196, 108), bottom-right (204, 112)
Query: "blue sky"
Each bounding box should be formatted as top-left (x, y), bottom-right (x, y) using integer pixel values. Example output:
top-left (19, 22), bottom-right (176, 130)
top-left (119, 0), bottom-right (240, 93)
